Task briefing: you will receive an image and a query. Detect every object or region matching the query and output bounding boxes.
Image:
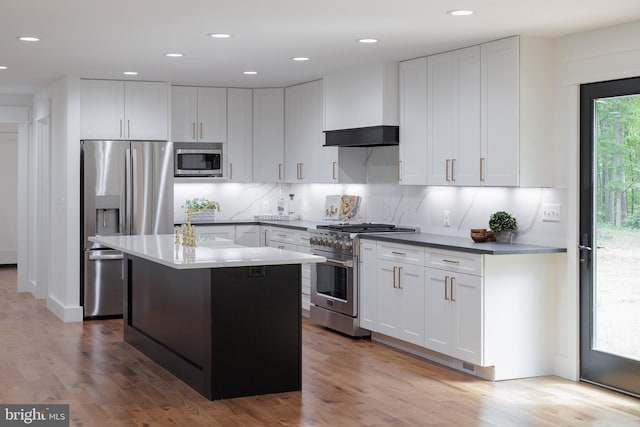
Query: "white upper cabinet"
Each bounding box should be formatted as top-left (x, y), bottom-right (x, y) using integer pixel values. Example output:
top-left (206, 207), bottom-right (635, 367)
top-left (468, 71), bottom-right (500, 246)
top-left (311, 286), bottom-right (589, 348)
top-left (226, 88), bottom-right (253, 182)
top-left (399, 57), bottom-right (427, 185)
top-left (481, 36), bottom-right (555, 187)
top-left (171, 86), bottom-right (227, 143)
top-left (323, 62), bottom-right (398, 130)
top-left (284, 80), bottom-right (322, 183)
top-left (81, 80), bottom-right (169, 140)
top-left (253, 88), bottom-right (284, 182)
top-left (426, 46), bottom-right (481, 186)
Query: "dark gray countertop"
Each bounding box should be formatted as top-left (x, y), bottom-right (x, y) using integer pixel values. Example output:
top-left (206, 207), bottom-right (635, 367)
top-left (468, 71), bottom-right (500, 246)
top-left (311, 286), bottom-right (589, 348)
top-left (175, 221), bottom-right (566, 255)
top-left (358, 232), bottom-right (567, 255)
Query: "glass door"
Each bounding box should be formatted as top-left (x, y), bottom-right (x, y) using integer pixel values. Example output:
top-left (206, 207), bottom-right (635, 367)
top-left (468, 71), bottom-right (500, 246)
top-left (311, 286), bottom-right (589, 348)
top-left (580, 77), bottom-right (640, 397)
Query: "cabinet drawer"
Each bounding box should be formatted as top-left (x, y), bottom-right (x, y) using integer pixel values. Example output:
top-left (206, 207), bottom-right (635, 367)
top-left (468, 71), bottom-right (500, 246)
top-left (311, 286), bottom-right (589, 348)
top-left (427, 249), bottom-right (482, 276)
top-left (267, 228), bottom-right (299, 244)
top-left (377, 242), bottom-right (425, 266)
top-left (297, 232), bottom-right (311, 247)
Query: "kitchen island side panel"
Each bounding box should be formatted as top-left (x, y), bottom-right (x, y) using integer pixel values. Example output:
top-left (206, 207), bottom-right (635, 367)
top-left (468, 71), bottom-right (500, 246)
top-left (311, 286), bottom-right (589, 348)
top-left (211, 264), bottom-right (302, 400)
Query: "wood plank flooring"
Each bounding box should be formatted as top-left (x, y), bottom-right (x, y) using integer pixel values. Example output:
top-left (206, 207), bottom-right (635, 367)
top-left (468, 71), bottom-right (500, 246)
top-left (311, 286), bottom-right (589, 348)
top-left (1, 265), bottom-right (639, 426)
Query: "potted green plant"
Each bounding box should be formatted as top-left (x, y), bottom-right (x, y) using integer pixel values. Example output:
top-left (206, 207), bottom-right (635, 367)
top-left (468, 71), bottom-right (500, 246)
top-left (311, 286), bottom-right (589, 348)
top-left (182, 197), bottom-right (220, 221)
top-left (489, 211), bottom-right (517, 243)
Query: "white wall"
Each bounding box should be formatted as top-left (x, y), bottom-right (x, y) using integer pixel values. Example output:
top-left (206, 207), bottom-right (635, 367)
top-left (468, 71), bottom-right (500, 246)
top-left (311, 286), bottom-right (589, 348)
top-left (32, 77), bottom-right (83, 322)
top-left (552, 19), bottom-right (640, 381)
top-left (0, 124), bottom-right (18, 264)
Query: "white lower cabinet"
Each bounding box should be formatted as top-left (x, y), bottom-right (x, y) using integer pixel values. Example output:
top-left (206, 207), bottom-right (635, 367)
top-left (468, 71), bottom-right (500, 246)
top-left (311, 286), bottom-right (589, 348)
top-left (194, 225), bottom-right (260, 247)
top-left (377, 260), bottom-right (424, 346)
top-left (424, 267), bottom-right (482, 365)
top-left (358, 240), bottom-right (378, 330)
top-left (263, 226), bottom-right (311, 313)
top-left (360, 239), bottom-right (557, 380)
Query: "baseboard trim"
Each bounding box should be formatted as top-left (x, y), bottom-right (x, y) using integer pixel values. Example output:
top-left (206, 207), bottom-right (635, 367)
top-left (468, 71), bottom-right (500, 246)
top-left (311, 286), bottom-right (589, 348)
top-left (47, 295), bottom-right (83, 323)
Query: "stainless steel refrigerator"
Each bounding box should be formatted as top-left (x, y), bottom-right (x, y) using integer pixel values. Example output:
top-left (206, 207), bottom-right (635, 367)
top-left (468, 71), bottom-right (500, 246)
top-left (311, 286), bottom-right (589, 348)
top-left (81, 140), bottom-right (174, 318)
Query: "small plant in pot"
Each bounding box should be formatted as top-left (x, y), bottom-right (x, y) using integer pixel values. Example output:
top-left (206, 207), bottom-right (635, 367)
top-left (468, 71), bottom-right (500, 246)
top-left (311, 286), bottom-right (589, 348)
top-left (489, 211), bottom-right (517, 243)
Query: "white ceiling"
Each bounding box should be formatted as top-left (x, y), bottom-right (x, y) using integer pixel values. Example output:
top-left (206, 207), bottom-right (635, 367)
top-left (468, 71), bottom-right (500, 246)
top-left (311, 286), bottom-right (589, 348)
top-left (2, 0), bottom-right (640, 94)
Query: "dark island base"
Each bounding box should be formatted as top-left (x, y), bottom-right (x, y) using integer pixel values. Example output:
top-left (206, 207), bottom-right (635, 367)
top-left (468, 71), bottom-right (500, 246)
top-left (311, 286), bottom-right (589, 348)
top-left (123, 255), bottom-right (302, 400)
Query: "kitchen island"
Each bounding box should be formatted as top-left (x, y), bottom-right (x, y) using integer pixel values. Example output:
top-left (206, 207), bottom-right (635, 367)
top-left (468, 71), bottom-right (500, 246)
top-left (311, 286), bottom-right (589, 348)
top-left (89, 234), bottom-right (325, 401)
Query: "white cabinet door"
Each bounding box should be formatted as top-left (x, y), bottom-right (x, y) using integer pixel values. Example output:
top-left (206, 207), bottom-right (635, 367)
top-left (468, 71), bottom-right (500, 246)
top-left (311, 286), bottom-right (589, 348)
top-left (197, 87), bottom-right (227, 143)
top-left (358, 240), bottom-right (377, 331)
top-left (285, 80), bottom-right (321, 183)
top-left (425, 267), bottom-right (483, 365)
top-left (80, 80), bottom-right (125, 139)
top-left (454, 47), bottom-right (481, 186)
top-left (397, 264), bottom-right (425, 346)
top-left (377, 260), bottom-right (400, 337)
top-left (377, 259), bottom-right (424, 345)
top-left (399, 57), bottom-right (427, 185)
top-left (253, 88), bottom-right (284, 182)
top-left (480, 37), bottom-right (519, 186)
top-left (427, 47), bottom-right (480, 186)
top-left (171, 86), bottom-right (198, 142)
top-left (124, 81), bottom-right (169, 140)
top-left (451, 272), bottom-right (483, 365)
top-left (234, 225), bottom-right (260, 247)
top-left (196, 225), bottom-right (235, 243)
top-left (227, 89), bottom-right (253, 182)
top-left (425, 268), bottom-right (451, 355)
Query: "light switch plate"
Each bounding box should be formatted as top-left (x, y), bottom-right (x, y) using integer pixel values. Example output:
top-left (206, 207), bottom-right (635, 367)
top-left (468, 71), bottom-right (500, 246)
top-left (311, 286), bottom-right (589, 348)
top-left (542, 204), bottom-right (562, 222)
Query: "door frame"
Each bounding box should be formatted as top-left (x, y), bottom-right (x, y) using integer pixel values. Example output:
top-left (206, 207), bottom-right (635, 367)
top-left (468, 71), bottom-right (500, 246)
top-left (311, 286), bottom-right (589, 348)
top-left (579, 76), bottom-right (640, 397)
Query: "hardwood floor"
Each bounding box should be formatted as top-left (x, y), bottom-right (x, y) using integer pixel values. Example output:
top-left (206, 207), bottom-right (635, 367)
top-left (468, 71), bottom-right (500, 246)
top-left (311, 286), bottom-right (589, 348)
top-left (1, 265), bottom-right (639, 426)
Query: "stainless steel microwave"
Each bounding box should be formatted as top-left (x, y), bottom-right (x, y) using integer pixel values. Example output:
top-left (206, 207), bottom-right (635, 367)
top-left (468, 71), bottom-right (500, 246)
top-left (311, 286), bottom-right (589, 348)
top-left (174, 142), bottom-right (223, 177)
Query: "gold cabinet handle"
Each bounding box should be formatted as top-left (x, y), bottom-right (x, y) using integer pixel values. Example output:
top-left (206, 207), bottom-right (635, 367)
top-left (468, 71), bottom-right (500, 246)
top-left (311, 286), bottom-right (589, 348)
top-left (200, 122), bottom-right (203, 140)
top-left (278, 163), bottom-right (282, 180)
top-left (127, 120), bottom-right (131, 138)
top-left (451, 277), bottom-right (456, 302)
top-left (391, 251), bottom-right (406, 256)
top-left (119, 120), bottom-right (123, 138)
top-left (229, 163), bottom-right (233, 180)
top-left (392, 266), bottom-right (398, 288)
top-left (445, 276), bottom-right (450, 300)
top-left (451, 159), bottom-right (456, 182)
top-left (192, 123), bottom-right (196, 140)
top-left (442, 259), bottom-right (460, 265)
top-left (480, 157), bottom-right (485, 182)
top-left (333, 161), bottom-right (337, 180)
top-left (397, 266), bottom-right (402, 289)
top-left (446, 159), bottom-right (450, 182)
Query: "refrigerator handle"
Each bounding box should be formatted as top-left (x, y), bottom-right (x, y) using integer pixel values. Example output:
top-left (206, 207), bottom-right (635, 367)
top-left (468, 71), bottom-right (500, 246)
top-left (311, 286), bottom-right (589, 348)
top-left (131, 147), bottom-right (138, 235)
top-left (125, 148), bottom-right (133, 235)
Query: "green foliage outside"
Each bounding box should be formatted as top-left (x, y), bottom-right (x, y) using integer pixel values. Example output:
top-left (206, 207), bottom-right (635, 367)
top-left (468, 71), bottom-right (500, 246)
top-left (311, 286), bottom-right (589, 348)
top-left (596, 95), bottom-right (640, 229)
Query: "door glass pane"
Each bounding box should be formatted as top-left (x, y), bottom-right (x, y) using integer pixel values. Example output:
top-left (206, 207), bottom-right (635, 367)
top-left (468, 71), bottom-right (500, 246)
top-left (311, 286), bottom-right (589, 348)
top-left (594, 94), bottom-right (640, 361)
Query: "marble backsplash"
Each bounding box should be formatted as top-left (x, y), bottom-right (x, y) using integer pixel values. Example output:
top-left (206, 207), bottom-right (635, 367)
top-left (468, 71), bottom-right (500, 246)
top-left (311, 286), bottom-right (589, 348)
top-left (174, 181), bottom-right (567, 247)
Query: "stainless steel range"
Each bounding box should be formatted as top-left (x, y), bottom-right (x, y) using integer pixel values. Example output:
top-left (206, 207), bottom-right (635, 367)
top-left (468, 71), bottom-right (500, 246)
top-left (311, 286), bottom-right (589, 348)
top-left (309, 223), bottom-right (417, 337)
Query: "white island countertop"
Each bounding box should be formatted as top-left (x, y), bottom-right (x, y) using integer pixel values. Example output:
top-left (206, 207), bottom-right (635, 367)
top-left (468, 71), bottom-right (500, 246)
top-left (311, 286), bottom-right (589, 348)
top-left (89, 234), bottom-right (326, 270)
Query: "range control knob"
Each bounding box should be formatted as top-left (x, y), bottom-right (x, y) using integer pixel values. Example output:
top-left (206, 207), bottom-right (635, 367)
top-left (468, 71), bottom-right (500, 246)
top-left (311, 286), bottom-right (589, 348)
top-left (345, 241), bottom-right (353, 251)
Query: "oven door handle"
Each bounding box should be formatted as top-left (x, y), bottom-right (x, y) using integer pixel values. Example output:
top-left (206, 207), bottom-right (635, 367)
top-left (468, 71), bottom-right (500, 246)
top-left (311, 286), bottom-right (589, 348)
top-left (323, 259), bottom-right (353, 268)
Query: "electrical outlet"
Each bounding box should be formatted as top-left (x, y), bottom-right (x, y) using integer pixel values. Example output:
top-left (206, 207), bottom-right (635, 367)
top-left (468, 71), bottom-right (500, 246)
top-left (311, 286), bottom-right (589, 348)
top-left (444, 210), bottom-right (451, 227)
top-left (542, 204), bottom-right (562, 222)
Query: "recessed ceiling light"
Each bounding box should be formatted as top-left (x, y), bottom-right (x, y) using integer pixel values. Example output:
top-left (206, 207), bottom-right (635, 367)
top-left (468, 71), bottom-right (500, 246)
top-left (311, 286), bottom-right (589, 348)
top-left (0, 66), bottom-right (7, 70)
top-left (358, 38), bottom-right (378, 44)
top-left (18, 36), bottom-right (40, 42)
top-left (243, 71), bottom-right (258, 75)
top-left (164, 53), bottom-right (184, 57)
top-left (123, 71), bottom-right (138, 76)
top-left (447, 9), bottom-right (474, 16)
top-left (291, 57), bottom-right (310, 62)
top-left (208, 33), bottom-right (231, 39)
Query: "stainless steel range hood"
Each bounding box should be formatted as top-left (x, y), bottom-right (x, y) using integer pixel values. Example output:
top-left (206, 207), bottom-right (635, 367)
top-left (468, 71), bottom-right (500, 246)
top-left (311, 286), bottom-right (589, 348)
top-left (323, 125), bottom-right (399, 147)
